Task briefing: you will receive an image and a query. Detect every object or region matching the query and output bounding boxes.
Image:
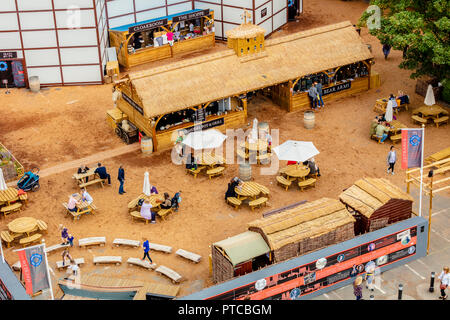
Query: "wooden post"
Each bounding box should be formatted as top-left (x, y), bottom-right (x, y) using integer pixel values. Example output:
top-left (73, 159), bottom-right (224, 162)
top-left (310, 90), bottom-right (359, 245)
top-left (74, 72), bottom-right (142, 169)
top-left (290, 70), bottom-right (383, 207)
top-left (406, 171), bottom-right (410, 194)
top-left (427, 174), bottom-right (433, 254)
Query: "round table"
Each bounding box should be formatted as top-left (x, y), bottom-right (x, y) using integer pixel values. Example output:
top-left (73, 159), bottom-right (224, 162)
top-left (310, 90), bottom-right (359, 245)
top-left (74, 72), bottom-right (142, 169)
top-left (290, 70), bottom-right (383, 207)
top-left (137, 194), bottom-right (164, 207)
top-left (8, 217), bottom-right (38, 235)
top-left (283, 165), bottom-right (310, 180)
top-left (0, 187), bottom-right (18, 205)
top-left (240, 139), bottom-right (268, 152)
top-left (197, 153), bottom-right (225, 167)
top-left (235, 182), bottom-right (264, 199)
top-left (413, 105), bottom-right (449, 118)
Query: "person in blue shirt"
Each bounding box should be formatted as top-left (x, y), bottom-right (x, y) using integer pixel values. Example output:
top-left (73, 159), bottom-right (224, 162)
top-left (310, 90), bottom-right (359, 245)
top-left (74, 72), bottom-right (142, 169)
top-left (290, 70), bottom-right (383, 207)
top-left (118, 165), bottom-right (125, 194)
top-left (141, 238), bottom-right (153, 263)
top-left (94, 162), bottom-right (111, 185)
top-left (314, 81), bottom-right (324, 108)
top-left (171, 191), bottom-right (182, 212)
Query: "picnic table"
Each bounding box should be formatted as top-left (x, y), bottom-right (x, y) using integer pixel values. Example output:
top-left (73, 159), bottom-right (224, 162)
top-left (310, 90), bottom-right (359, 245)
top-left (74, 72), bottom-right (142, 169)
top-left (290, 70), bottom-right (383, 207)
top-left (128, 194), bottom-right (164, 212)
top-left (373, 97), bottom-right (409, 114)
top-left (387, 120), bottom-right (407, 134)
top-left (0, 187), bottom-right (18, 206)
top-left (413, 105), bottom-right (449, 119)
top-left (240, 139), bottom-right (269, 152)
top-left (8, 217), bottom-right (38, 236)
top-left (197, 153), bottom-right (226, 167)
top-left (72, 168), bottom-right (97, 184)
top-left (235, 182), bottom-right (267, 200)
top-left (281, 165), bottom-right (310, 181)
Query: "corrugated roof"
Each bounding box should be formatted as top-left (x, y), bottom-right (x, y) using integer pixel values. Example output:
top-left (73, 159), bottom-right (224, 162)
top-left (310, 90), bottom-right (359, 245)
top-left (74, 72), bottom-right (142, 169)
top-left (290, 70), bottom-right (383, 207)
top-left (339, 178), bottom-right (414, 218)
top-left (126, 21), bottom-right (373, 118)
top-left (247, 198), bottom-right (355, 250)
top-left (213, 231), bottom-right (270, 266)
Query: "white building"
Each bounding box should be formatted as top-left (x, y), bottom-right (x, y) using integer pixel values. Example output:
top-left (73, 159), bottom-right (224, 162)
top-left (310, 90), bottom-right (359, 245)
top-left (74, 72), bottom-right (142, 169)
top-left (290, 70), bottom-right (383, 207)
top-left (0, 0), bottom-right (301, 87)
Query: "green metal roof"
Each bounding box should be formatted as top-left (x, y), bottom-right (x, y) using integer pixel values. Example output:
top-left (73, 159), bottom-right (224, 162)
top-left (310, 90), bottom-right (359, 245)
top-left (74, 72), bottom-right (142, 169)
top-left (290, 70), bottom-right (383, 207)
top-left (213, 231), bottom-right (270, 266)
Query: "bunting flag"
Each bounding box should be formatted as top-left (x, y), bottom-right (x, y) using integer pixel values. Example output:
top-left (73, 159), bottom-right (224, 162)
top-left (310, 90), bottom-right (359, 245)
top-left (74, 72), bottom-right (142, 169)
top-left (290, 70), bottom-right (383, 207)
top-left (401, 129), bottom-right (423, 169)
top-left (17, 244), bottom-right (50, 295)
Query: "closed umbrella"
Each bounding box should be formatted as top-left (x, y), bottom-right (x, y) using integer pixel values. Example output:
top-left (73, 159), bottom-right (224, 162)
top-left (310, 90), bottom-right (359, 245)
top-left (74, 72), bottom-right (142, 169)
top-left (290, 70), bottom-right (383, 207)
top-left (424, 84), bottom-right (435, 106)
top-left (272, 140), bottom-right (320, 163)
top-left (0, 168), bottom-right (7, 191)
top-left (143, 171), bottom-right (151, 197)
top-left (385, 100), bottom-right (394, 122)
top-left (182, 129), bottom-right (226, 150)
top-left (249, 118), bottom-right (258, 142)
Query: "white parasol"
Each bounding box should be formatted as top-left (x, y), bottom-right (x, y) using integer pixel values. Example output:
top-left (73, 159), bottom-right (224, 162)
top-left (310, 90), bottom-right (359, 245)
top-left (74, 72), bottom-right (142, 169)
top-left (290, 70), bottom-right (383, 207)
top-left (182, 129), bottom-right (227, 150)
top-left (0, 168), bottom-right (7, 191)
top-left (424, 84), bottom-right (436, 106)
top-left (272, 140), bottom-right (320, 163)
top-left (143, 171), bottom-right (151, 197)
top-left (385, 100), bottom-right (394, 122)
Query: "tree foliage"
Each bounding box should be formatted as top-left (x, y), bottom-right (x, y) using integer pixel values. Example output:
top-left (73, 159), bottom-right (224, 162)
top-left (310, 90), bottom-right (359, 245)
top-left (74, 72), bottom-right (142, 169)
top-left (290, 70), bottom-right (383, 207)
top-left (359, 0), bottom-right (449, 81)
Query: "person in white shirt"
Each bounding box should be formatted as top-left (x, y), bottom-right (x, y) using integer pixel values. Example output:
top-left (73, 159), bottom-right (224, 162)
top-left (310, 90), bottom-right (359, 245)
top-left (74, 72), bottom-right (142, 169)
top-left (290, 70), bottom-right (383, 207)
top-left (387, 146), bottom-right (397, 175)
top-left (438, 266), bottom-right (449, 300)
top-left (68, 260), bottom-right (79, 276)
top-left (81, 188), bottom-right (93, 205)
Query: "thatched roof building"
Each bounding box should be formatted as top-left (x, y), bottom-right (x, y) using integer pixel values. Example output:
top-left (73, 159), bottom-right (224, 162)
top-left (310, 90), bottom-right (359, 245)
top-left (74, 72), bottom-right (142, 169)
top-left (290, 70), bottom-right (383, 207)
top-left (339, 178), bottom-right (413, 234)
top-left (248, 198), bottom-right (355, 262)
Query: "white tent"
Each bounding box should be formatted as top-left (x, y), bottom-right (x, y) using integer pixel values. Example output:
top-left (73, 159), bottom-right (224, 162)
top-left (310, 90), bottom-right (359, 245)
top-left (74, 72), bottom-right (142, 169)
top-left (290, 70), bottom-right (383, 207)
top-left (424, 84), bottom-right (436, 106)
top-left (0, 168), bottom-right (7, 191)
top-left (272, 140), bottom-right (320, 162)
top-left (143, 171), bottom-right (151, 197)
top-left (182, 129), bottom-right (227, 150)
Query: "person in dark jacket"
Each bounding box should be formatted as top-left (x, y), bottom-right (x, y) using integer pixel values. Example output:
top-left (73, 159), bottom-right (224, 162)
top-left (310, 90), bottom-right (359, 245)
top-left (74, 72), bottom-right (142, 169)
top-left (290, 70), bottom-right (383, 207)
top-left (382, 43), bottom-right (391, 60)
top-left (94, 163), bottom-right (111, 185)
top-left (118, 165), bottom-right (125, 194)
top-left (77, 164), bottom-right (89, 183)
top-left (171, 191), bottom-right (182, 212)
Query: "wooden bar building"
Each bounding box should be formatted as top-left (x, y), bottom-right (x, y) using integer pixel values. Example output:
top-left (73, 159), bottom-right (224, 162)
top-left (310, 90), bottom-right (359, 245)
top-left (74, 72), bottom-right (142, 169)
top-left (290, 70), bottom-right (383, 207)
top-left (111, 21), bottom-right (374, 152)
top-left (339, 178), bottom-right (414, 235)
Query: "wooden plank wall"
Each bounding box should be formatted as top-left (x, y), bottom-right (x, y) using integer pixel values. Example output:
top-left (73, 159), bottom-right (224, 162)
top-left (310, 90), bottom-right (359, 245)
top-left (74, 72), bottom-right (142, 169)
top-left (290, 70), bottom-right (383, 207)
top-left (172, 33), bottom-right (215, 56)
top-left (271, 83), bottom-right (291, 111)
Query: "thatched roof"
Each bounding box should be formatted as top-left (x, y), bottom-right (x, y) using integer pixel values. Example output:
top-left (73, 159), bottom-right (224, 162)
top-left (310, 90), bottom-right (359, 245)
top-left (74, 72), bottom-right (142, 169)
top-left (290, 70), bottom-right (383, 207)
top-left (339, 178), bottom-right (414, 218)
top-left (127, 21), bottom-right (373, 118)
top-left (247, 198), bottom-right (355, 251)
top-left (213, 231), bottom-right (270, 266)
top-left (225, 23), bottom-right (265, 38)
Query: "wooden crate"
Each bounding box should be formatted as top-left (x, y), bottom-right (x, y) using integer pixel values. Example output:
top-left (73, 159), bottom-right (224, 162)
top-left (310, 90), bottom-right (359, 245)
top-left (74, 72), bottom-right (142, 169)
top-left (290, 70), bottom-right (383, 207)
top-left (106, 109), bottom-right (128, 130)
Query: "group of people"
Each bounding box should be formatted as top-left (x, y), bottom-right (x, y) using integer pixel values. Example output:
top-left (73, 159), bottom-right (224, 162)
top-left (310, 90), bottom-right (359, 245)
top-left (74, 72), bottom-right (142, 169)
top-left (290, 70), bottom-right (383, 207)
top-left (77, 163), bottom-right (121, 192)
top-left (287, 158), bottom-right (321, 177)
top-left (308, 81), bottom-right (325, 110)
top-left (225, 177), bottom-right (244, 200)
top-left (139, 190), bottom-right (182, 224)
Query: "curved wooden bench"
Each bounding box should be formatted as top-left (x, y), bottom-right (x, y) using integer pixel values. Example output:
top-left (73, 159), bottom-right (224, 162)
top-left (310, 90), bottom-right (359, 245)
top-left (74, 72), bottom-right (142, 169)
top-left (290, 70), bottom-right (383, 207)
top-left (1, 202), bottom-right (22, 216)
top-left (1, 231), bottom-right (14, 248)
top-left (175, 249), bottom-right (202, 263)
top-left (19, 233), bottom-right (42, 247)
top-left (298, 178), bottom-right (316, 191)
top-left (148, 243), bottom-right (172, 253)
top-left (56, 258), bottom-right (85, 270)
top-left (19, 193), bottom-right (28, 205)
top-left (36, 220), bottom-right (48, 233)
top-left (130, 211), bottom-right (149, 224)
top-left (45, 243), bottom-right (70, 254)
top-left (412, 115), bottom-right (428, 125)
top-left (434, 116), bottom-right (449, 128)
top-left (155, 265), bottom-right (183, 283)
top-left (78, 237), bottom-right (106, 248)
top-left (226, 197), bottom-right (242, 210)
top-left (113, 238), bottom-right (140, 248)
top-left (206, 166), bottom-right (225, 179)
top-left (276, 176), bottom-right (292, 191)
top-left (258, 184), bottom-right (270, 197)
top-left (127, 257), bottom-right (156, 270)
top-left (390, 134), bottom-right (402, 144)
top-left (249, 197), bottom-right (268, 211)
top-left (128, 197), bottom-right (140, 211)
top-left (186, 166), bottom-right (204, 178)
top-left (93, 256), bottom-right (122, 266)
top-left (156, 208), bottom-right (173, 221)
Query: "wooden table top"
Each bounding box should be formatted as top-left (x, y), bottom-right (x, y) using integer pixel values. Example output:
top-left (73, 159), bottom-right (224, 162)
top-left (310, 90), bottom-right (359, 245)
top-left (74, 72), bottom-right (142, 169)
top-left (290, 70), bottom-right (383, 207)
top-left (197, 153), bottom-right (225, 166)
top-left (8, 217), bottom-right (38, 234)
top-left (283, 165), bottom-right (310, 178)
top-left (235, 182), bottom-right (265, 198)
top-left (0, 187), bottom-right (18, 203)
top-left (73, 168), bottom-right (97, 181)
top-left (388, 120), bottom-right (407, 133)
top-left (413, 105), bottom-right (449, 118)
top-left (129, 194), bottom-right (164, 209)
top-left (240, 139), bottom-right (268, 152)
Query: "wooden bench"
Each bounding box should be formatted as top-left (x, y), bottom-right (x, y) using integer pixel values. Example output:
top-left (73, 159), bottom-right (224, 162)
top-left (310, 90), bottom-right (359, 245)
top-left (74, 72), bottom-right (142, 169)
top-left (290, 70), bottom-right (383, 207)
top-left (276, 176), bottom-right (292, 190)
top-left (19, 233), bottom-right (42, 247)
top-left (390, 134), bottom-right (402, 144)
top-left (78, 237), bottom-right (106, 248)
top-left (206, 166), bottom-right (225, 179)
top-left (19, 193), bottom-right (28, 205)
top-left (371, 135), bottom-right (383, 144)
top-left (62, 203), bottom-right (88, 221)
top-left (434, 116), bottom-right (449, 128)
top-left (128, 197), bottom-right (140, 211)
top-left (45, 243), bottom-right (70, 254)
top-left (412, 115), bottom-right (428, 125)
top-left (130, 210), bottom-right (150, 224)
top-left (156, 208), bottom-right (173, 221)
top-left (1, 202), bottom-right (22, 216)
top-left (298, 178), bottom-right (317, 191)
top-left (93, 256), bottom-right (122, 266)
top-left (249, 197), bottom-right (268, 211)
top-left (112, 238), bottom-right (140, 248)
top-left (258, 185), bottom-right (270, 197)
top-left (79, 178), bottom-right (105, 189)
top-left (127, 257), bottom-right (157, 270)
top-left (1, 231), bottom-right (14, 248)
top-left (186, 166), bottom-right (203, 178)
top-left (36, 220), bottom-right (48, 233)
top-left (148, 242), bottom-right (172, 253)
top-left (226, 197), bottom-right (242, 210)
top-left (155, 265), bottom-right (183, 283)
top-left (56, 258), bottom-right (85, 270)
top-left (175, 249), bottom-right (202, 263)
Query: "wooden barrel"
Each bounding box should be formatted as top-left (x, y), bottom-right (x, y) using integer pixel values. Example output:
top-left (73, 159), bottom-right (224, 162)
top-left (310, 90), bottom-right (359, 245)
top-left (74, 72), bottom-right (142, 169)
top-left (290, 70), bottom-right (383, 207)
top-left (29, 76), bottom-right (40, 93)
top-left (303, 111), bottom-right (315, 129)
top-left (239, 163), bottom-right (252, 181)
top-left (141, 136), bottom-right (153, 154)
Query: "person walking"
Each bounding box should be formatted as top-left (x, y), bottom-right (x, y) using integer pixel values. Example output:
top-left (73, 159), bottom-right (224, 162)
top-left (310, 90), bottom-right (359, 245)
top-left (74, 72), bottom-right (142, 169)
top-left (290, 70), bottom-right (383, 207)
top-left (60, 224), bottom-right (69, 245)
top-left (118, 165), bottom-right (125, 194)
top-left (353, 276), bottom-right (364, 300)
top-left (308, 84), bottom-right (319, 110)
top-left (438, 266), bottom-right (449, 300)
top-left (61, 248), bottom-right (73, 267)
top-left (387, 146), bottom-right (397, 175)
top-left (141, 238), bottom-right (153, 263)
top-left (382, 43), bottom-right (391, 60)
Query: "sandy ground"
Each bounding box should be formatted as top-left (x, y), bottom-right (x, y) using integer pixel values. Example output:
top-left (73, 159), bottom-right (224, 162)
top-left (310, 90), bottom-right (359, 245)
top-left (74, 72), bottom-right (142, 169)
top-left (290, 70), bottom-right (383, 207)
top-left (1, 0), bottom-right (449, 299)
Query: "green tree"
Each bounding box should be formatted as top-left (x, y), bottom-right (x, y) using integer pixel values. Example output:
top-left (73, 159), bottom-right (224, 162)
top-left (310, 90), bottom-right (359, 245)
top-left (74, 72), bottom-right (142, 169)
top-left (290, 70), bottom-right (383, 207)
top-left (359, 0), bottom-right (450, 81)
